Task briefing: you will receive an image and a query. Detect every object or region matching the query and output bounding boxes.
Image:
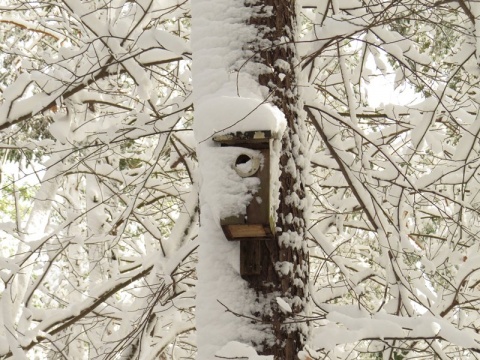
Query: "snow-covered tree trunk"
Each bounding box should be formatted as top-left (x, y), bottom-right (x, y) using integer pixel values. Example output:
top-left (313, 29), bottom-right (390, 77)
top-left (248, 1), bottom-right (310, 358)
top-left (192, 0), bottom-right (309, 358)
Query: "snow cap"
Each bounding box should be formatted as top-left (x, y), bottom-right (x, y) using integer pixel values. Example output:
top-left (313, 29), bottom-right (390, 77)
top-left (193, 96), bottom-right (286, 143)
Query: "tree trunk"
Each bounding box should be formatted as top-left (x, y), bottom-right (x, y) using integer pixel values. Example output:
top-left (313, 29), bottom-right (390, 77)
top-left (245, 0), bottom-right (310, 358)
top-left (191, 0), bottom-right (309, 358)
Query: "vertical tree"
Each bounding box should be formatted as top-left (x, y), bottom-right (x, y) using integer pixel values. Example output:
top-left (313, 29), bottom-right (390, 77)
top-left (192, 0), bottom-right (309, 358)
top-left (249, 0), bottom-right (310, 358)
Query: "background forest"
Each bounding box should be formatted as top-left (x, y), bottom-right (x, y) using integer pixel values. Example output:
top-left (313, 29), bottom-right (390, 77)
top-left (1, 0), bottom-right (480, 359)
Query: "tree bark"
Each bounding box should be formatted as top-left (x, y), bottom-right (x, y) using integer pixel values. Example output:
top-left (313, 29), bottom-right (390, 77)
top-left (245, 1), bottom-right (310, 359)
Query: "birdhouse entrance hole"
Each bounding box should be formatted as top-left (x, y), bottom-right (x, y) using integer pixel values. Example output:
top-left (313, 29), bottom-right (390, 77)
top-left (236, 154), bottom-right (251, 165)
top-left (234, 153), bottom-right (260, 177)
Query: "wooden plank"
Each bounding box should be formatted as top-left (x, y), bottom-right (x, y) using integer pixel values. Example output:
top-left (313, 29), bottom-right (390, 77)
top-left (240, 239), bottom-right (262, 275)
top-left (213, 130), bottom-right (273, 148)
top-left (246, 148), bottom-right (270, 224)
top-left (223, 224), bottom-right (269, 239)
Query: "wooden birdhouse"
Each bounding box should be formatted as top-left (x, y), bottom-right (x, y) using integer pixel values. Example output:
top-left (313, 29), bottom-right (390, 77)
top-left (213, 130), bottom-right (276, 276)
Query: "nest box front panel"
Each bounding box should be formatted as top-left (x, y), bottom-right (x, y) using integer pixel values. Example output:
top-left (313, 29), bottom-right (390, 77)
top-left (213, 131), bottom-right (274, 241)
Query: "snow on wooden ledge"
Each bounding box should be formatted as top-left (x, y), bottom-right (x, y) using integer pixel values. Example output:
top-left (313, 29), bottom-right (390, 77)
top-left (193, 96), bottom-right (286, 143)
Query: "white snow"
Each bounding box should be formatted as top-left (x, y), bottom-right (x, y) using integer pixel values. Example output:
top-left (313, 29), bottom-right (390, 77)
top-left (0, 336), bottom-right (8, 355)
top-left (137, 28), bottom-right (190, 56)
top-left (276, 297), bottom-right (293, 313)
top-left (215, 341), bottom-right (273, 359)
top-left (194, 96), bottom-right (286, 142)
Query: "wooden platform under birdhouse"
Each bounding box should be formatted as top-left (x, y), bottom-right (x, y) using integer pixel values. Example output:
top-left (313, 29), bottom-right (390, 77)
top-left (222, 223), bottom-right (273, 240)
